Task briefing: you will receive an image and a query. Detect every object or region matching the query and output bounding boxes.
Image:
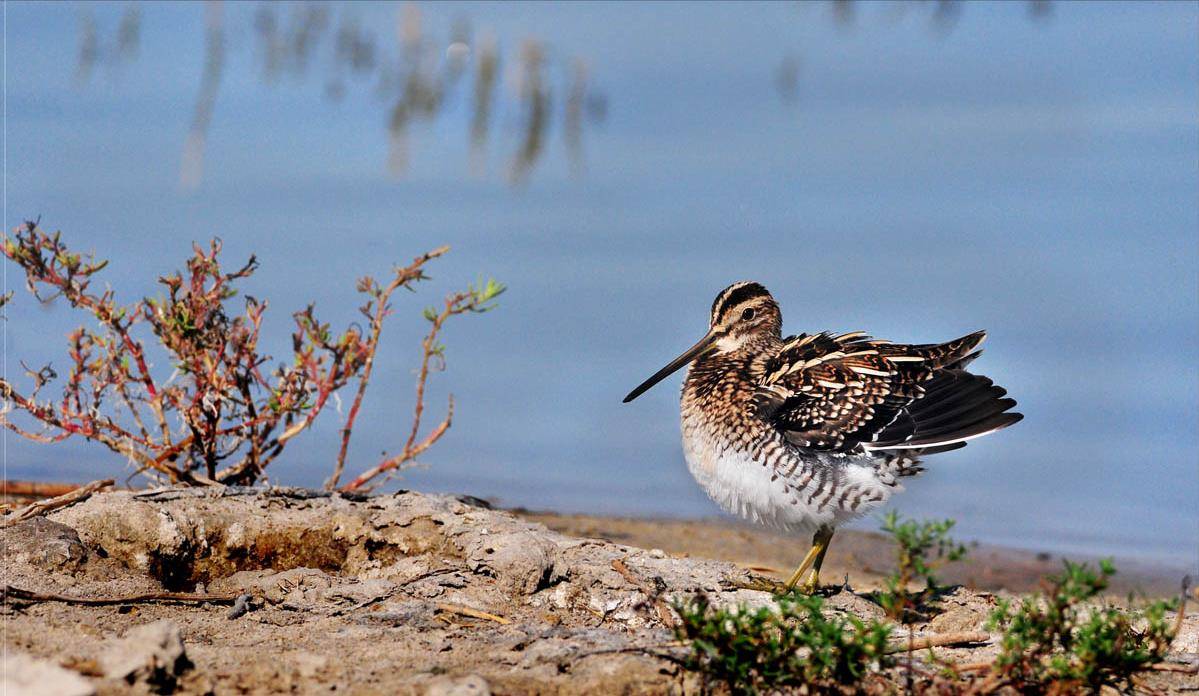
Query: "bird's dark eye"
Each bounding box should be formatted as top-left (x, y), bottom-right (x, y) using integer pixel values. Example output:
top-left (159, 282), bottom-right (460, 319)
top-left (741, 308), bottom-right (756, 321)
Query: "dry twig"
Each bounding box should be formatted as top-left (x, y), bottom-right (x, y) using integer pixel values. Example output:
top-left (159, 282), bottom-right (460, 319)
top-left (0, 480), bottom-right (85, 499)
top-left (1146, 662), bottom-right (1198, 674)
top-left (883, 631), bottom-right (990, 655)
top-left (1, 478), bottom-right (113, 528)
top-left (1, 585), bottom-right (240, 606)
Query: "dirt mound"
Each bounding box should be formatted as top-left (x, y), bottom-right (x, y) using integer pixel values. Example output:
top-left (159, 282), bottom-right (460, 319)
top-left (2, 488), bottom-right (1196, 694)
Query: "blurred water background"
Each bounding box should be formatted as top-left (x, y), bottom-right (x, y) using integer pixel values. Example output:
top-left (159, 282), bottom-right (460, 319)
top-left (5, 1), bottom-right (1196, 569)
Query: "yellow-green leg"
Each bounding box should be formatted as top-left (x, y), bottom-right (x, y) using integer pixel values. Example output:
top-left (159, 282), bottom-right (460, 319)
top-left (784, 526), bottom-right (835, 593)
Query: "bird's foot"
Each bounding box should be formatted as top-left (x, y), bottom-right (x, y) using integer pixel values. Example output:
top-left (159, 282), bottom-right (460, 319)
top-left (797, 569), bottom-right (822, 595)
top-left (729, 574), bottom-right (789, 594)
top-left (730, 572), bottom-right (849, 597)
top-left (794, 572), bottom-right (847, 597)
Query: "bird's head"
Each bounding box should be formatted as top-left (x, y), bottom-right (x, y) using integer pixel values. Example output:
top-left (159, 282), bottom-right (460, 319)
top-left (623, 281), bottom-right (781, 403)
top-left (706, 281), bottom-right (783, 352)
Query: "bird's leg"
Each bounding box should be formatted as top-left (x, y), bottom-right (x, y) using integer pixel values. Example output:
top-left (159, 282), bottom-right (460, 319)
top-left (783, 531), bottom-right (826, 591)
top-left (798, 526), bottom-right (835, 594)
top-left (785, 526), bottom-right (834, 593)
top-left (734, 526), bottom-right (838, 595)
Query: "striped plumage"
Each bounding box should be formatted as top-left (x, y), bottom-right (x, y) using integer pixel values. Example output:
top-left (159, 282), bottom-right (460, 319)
top-left (624, 281), bottom-right (1022, 592)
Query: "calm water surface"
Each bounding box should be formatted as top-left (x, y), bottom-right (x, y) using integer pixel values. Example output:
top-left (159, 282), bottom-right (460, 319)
top-left (5, 2), bottom-right (1197, 569)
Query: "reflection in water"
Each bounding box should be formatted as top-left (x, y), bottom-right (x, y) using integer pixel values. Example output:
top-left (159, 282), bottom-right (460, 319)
top-left (774, 54), bottom-right (800, 105)
top-left (254, 3), bottom-right (329, 82)
top-left (510, 40), bottom-right (548, 185)
top-left (831, 0), bottom-right (855, 28)
top-left (817, 0), bottom-right (1050, 31)
top-left (470, 32), bottom-right (499, 177)
top-left (116, 5), bottom-right (141, 61)
top-left (78, 2), bottom-right (1054, 187)
top-left (1028, 1), bottom-right (1053, 21)
top-left (80, 2), bottom-right (603, 190)
top-left (563, 59), bottom-right (589, 175)
top-left (385, 4), bottom-right (448, 177)
top-left (328, 13), bottom-right (377, 101)
top-left (776, 1), bottom-right (1052, 102)
top-left (75, 4), bottom-right (140, 84)
top-left (180, 2), bottom-right (225, 191)
top-left (75, 13), bottom-right (98, 84)
top-left (930, 1), bottom-right (963, 33)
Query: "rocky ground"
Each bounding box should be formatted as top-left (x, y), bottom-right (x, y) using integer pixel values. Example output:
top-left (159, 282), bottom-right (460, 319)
top-left (1, 487), bottom-right (1196, 695)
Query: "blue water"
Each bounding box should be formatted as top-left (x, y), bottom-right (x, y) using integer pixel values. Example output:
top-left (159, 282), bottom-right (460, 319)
top-left (4, 2), bottom-right (1197, 569)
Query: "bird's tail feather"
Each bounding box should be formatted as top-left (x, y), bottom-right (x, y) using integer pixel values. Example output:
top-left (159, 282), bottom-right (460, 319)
top-left (865, 369), bottom-right (1022, 452)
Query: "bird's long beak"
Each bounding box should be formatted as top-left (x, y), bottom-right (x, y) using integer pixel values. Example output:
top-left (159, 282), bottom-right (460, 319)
top-left (623, 330), bottom-right (720, 403)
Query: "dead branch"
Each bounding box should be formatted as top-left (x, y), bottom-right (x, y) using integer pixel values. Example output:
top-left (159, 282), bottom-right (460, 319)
top-left (1, 478), bottom-right (113, 528)
top-left (0, 480), bottom-right (85, 499)
top-left (564, 644), bottom-right (691, 667)
top-left (883, 631), bottom-right (990, 655)
top-left (1, 585), bottom-right (240, 606)
top-left (1146, 662), bottom-right (1198, 674)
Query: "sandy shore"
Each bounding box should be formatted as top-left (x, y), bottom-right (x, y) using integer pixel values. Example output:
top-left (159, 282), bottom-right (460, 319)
top-left (518, 509), bottom-right (1187, 597)
top-left (2, 488), bottom-right (1194, 694)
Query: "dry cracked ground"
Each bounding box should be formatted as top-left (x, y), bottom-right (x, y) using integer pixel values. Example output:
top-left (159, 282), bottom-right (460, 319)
top-left (1, 488), bottom-right (1196, 695)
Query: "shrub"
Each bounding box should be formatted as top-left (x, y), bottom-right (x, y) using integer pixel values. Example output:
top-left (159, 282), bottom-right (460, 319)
top-left (671, 518), bottom-right (1182, 694)
top-left (673, 591), bottom-right (892, 694)
top-left (0, 220), bottom-right (502, 490)
top-left (988, 559), bottom-right (1178, 693)
top-left (877, 511), bottom-right (967, 623)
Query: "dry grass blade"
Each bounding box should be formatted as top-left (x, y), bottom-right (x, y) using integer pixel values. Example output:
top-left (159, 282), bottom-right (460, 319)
top-left (435, 603), bottom-right (511, 625)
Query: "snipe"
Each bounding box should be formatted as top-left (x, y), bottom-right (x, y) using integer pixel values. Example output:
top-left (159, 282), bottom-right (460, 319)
top-left (623, 282), bottom-right (1022, 593)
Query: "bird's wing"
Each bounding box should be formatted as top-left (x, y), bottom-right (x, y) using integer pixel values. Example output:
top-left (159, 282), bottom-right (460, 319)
top-left (755, 330), bottom-right (1020, 453)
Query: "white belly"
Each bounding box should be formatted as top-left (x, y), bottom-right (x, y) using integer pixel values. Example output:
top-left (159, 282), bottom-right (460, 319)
top-left (681, 424), bottom-right (894, 536)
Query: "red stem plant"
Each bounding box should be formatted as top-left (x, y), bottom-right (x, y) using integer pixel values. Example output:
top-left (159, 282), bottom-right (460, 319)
top-left (0, 221), bottom-right (502, 490)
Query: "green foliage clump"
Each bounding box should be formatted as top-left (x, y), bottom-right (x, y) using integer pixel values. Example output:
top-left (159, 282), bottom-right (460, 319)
top-left (672, 516), bottom-right (1180, 694)
top-left (877, 511), bottom-right (967, 623)
top-left (673, 591), bottom-right (892, 694)
top-left (988, 559), bottom-right (1178, 693)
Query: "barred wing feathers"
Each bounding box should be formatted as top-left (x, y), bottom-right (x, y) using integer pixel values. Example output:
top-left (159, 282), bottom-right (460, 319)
top-left (754, 330), bottom-right (1021, 454)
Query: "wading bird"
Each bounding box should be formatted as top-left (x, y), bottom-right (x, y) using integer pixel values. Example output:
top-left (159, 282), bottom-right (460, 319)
top-left (623, 282), bottom-right (1021, 593)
